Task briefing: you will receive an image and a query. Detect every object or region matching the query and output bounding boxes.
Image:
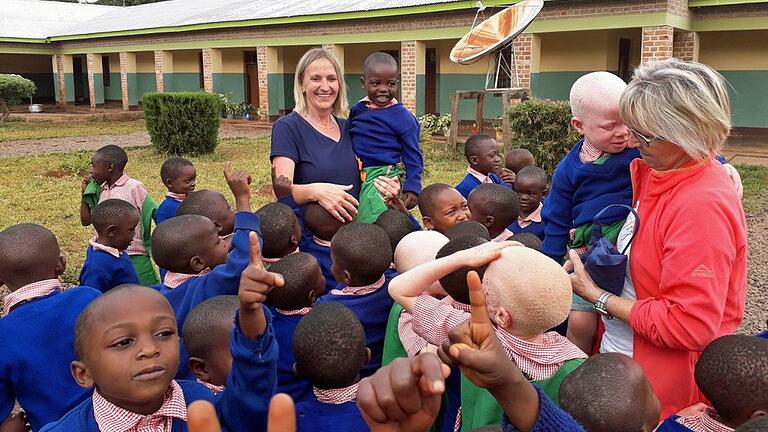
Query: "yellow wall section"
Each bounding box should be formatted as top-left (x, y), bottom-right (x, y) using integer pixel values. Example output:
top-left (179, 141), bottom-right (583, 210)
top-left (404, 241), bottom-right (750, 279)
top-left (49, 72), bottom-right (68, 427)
top-left (282, 45), bottom-right (319, 73)
top-left (108, 54), bottom-right (119, 74)
top-left (221, 48), bottom-right (245, 73)
top-left (540, 31), bottom-right (613, 72)
top-left (0, 54), bottom-right (52, 73)
top-left (699, 30), bottom-right (768, 70)
top-left (435, 39), bottom-right (488, 74)
top-left (344, 42), bottom-right (401, 73)
top-left (136, 51), bottom-right (154, 73)
top-left (172, 50), bottom-right (201, 73)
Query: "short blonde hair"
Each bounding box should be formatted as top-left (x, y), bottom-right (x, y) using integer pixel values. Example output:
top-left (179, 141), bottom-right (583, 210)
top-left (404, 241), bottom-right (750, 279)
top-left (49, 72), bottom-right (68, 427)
top-left (483, 247), bottom-right (571, 337)
top-left (293, 48), bottom-right (348, 116)
top-left (569, 71), bottom-right (627, 120)
top-left (620, 59), bottom-right (731, 159)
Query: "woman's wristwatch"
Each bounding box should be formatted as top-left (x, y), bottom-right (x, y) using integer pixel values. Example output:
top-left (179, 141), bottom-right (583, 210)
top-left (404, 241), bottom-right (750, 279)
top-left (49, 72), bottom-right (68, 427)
top-left (594, 291), bottom-right (614, 319)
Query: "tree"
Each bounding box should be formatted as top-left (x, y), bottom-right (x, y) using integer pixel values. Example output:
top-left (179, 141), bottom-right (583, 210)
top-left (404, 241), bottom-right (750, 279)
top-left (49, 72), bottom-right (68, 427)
top-left (0, 74), bottom-right (36, 126)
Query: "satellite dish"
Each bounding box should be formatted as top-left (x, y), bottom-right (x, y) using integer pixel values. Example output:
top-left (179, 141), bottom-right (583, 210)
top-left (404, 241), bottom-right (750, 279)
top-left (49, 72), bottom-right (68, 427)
top-left (450, 0), bottom-right (544, 89)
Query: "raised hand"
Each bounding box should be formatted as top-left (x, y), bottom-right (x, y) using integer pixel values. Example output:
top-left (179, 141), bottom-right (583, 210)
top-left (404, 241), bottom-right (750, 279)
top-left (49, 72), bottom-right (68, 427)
top-left (187, 401), bottom-right (221, 432)
top-left (267, 394), bottom-right (296, 432)
top-left (357, 352), bottom-right (450, 432)
top-left (224, 161), bottom-right (252, 211)
top-left (239, 232), bottom-right (284, 338)
top-left (498, 167), bottom-right (516, 185)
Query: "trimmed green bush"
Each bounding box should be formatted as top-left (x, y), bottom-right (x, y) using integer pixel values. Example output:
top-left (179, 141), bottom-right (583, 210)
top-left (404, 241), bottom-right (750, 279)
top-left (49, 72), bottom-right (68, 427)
top-left (143, 92), bottom-right (222, 156)
top-left (0, 74), bottom-right (36, 125)
top-left (506, 98), bottom-right (580, 176)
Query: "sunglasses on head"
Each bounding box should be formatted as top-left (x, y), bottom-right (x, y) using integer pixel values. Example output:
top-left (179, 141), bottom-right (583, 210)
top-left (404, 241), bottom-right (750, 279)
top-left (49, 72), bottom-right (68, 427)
top-left (628, 128), bottom-right (665, 148)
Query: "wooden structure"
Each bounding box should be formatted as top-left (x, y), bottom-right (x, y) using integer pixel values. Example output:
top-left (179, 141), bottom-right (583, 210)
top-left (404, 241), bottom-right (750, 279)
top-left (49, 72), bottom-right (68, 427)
top-left (447, 88), bottom-right (529, 150)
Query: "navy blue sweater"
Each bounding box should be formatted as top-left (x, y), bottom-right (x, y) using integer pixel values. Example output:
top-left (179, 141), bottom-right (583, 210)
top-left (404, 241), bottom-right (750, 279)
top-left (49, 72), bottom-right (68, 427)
top-left (79, 245), bottom-right (140, 293)
top-left (272, 310), bottom-right (313, 404)
top-left (455, 171), bottom-right (511, 199)
top-left (299, 237), bottom-right (337, 294)
top-left (155, 196), bottom-right (182, 225)
top-left (41, 310), bottom-right (278, 432)
top-left (296, 398), bottom-right (369, 432)
top-left (349, 101), bottom-right (424, 194)
top-left (501, 386), bottom-right (584, 432)
top-left (540, 141), bottom-right (639, 261)
top-left (655, 416), bottom-right (697, 431)
top-left (509, 219), bottom-right (545, 240)
top-left (162, 211), bottom-right (262, 379)
top-left (315, 271), bottom-right (396, 378)
top-left (0, 288), bottom-right (101, 431)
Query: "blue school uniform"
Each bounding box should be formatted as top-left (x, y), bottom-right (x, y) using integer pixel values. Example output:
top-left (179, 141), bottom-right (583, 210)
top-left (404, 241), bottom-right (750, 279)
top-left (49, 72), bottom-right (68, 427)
top-left (155, 196), bottom-right (182, 225)
top-left (162, 211), bottom-right (262, 380)
top-left (509, 219), bottom-right (546, 240)
top-left (315, 271), bottom-right (396, 378)
top-left (455, 171), bottom-right (511, 199)
top-left (655, 416), bottom-right (695, 431)
top-left (41, 310), bottom-right (278, 432)
top-left (273, 310), bottom-right (313, 404)
top-left (0, 287), bottom-right (101, 431)
top-left (540, 141), bottom-right (639, 262)
top-left (79, 244), bottom-right (140, 293)
top-left (299, 236), bottom-right (337, 294)
top-left (500, 386), bottom-right (584, 432)
top-left (296, 398), bottom-right (368, 432)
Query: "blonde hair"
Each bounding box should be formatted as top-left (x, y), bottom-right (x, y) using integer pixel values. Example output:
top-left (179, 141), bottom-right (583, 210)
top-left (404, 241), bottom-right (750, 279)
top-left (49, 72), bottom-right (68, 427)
top-left (569, 71), bottom-right (627, 120)
top-left (293, 48), bottom-right (348, 116)
top-left (620, 59), bottom-right (731, 159)
top-left (483, 247), bottom-right (571, 337)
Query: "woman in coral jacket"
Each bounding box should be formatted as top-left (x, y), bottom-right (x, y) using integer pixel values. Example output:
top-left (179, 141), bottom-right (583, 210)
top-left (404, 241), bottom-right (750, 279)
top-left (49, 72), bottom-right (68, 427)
top-left (568, 58), bottom-right (747, 418)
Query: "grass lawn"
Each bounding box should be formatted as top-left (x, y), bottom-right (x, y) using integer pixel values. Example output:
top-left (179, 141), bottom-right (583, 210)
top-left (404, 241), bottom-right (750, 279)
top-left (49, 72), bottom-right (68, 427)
top-left (0, 129), bottom-right (765, 284)
top-left (0, 119), bottom-right (146, 142)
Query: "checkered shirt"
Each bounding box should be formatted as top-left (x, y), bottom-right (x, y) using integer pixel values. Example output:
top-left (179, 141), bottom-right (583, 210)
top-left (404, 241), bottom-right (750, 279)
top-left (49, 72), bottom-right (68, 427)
top-left (275, 307), bottom-right (313, 316)
top-left (166, 192), bottom-right (185, 202)
top-left (263, 248), bottom-right (299, 268)
top-left (313, 383), bottom-right (359, 404)
top-left (578, 140), bottom-right (605, 163)
top-left (492, 228), bottom-right (514, 243)
top-left (398, 310), bottom-right (429, 357)
top-left (676, 409), bottom-right (734, 432)
top-left (517, 202), bottom-right (543, 229)
top-left (90, 237), bottom-right (121, 258)
top-left (312, 236), bottom-right (332, 247)
top-left (196, 379), bottom-right (224, 396)
top-left (467, 167), bottom-right (493, 184)
top-left (92, 381), bottom-right (186, 432)
top-left (361, 96), bottom-right (399, 110)
top-left (2, 279), bottom-right (61, 316)
top-left (411, 295), bottom-right (587, 381)
top-left (331, 275), bottom-right (385, 296)
top-left (163, 269), bottom-right (211, 289)
top-left (98, 174), bottom-right (149, 256)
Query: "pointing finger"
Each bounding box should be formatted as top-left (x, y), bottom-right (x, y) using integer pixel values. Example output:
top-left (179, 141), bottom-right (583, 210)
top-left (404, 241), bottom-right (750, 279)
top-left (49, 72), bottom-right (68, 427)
top-left (267, 393), bottom-right (296, 432)
top-left (467, 271), bottom-right (491, 329)
top-left (248, 232), bottom-right (263, 268)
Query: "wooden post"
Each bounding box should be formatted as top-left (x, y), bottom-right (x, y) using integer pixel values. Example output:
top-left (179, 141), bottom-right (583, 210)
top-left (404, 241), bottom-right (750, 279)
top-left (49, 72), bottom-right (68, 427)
top-left (502, 93), bottom-right (512, 153)
top-left (475, 92), bottom-right (484, 135)
top-left (448, 92), bottom-right (460, 150)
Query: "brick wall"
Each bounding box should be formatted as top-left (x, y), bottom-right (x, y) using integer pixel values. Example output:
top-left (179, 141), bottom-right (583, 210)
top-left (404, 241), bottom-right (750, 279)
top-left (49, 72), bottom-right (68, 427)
top-left (512, 34), bottom-right (532, 89)
top-left (154, 50), bottom-right (164, 92)
top-left (54, 54), bottom-right (67, 105)
top-left (256, 46), bottom-right (269, 119)
top-left (119, 52), bottom-right (130, 110)
top-left (86, 53), bottom-right (96, 109)
top-left (642, 25), bottom-right (674, 62)
top-left (672, 30), bottom-right (698, 62)
top-left (201, 48), bottom-right (213, 93)
top-left (400, 40), bottom-right (417, 113)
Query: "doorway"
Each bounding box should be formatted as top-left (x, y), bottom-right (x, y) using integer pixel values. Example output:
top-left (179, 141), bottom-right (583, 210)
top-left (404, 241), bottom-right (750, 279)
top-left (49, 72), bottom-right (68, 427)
top-left (244, 51), bottom-right (260, 110)
top-left (72, 56), bottom-right (89, 105)
top-left (425, 48), bottom-right (437, 114)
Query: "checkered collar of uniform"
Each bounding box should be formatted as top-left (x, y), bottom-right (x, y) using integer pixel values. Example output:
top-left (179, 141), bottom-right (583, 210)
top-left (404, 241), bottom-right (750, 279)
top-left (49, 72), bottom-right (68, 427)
top-left (332, 275), bottom-right (385, 296)
top-left (496, 330), bottom-right (587, 381)
top-left (263, 248), bottom-right (299, 268)
top-left (163, 268), bottom-right (211, 289)
top-left (313, 382), bottom-right (359, 404)
top-left (312, 236), bottom-right (332, 248)
top-left (276, 306), bottom-right (313, 316)
top-left (166, 192), bottom-right (185, 202)
top-left (90, 236), bottom-right (122, 259)
top-left (467, 167), bottom-right (493, 184)
top-left (2, 279), bottom-right (61, 316)
top-left (676, 408), bottom-right (734, 432)
top-left (102, 174), bottom-right (130, 191)
top-left (579, 139), bottom-right (605, 163)
top-left (92, 380), bottom-right (187, 432)
top-left (196, 379), bottom-right (224, 396)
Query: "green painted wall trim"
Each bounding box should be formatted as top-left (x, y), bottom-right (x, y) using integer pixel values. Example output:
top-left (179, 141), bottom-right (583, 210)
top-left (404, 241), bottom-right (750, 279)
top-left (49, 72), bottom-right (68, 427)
top-left (137, 73), bottom-right (157, 101)
top-left (0, 37), bottom-right (47, 44)
top-left (93, 73), bottom-right (105, 104)
top-left (162, 73), bottom-right (174, 92)
top-left (693, 16), bottom-right (768, 31)
top-left (436, 74), bottom-right (503, 120)
top-left (48, 0), bottom-right (514, 42)
top-left (172, 73), bottom-right (203, 92)
top-left (213, 73), bottom-right (246, 103)
top-left (415, 74), bottom-right (426, 116)
top-left (105, 73), bottom-right (121, 100)
top-left (53, 72), bottom-right (60, 103)
top-left (720, 70), bottom-right (768, 128)
top-left (126, 73), bottom-right (138, 106)
top-left (690, 0), bottom-right (768, 6)
top-left (267, 73), bottom-right (286, 116)
top-left (64, 72), bottom-right (75, 102)
top-left (345, 74), bottom-right (366, 106)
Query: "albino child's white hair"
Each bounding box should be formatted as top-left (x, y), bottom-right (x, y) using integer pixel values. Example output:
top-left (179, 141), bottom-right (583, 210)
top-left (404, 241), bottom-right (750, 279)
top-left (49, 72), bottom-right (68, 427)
top-left (569, 71), bottom-right (628, 121)
top-left (394, 231), bottom-right (449, 273)
top-left (483, 247), bottom-right (572, 337)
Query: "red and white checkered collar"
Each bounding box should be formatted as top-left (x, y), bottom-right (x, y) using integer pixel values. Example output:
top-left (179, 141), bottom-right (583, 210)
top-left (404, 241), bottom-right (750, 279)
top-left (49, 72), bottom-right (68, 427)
top-left (332, 275), bottom-right (385, 296)
top-left (496, 330), bottom-right (587, 381)
top-left (313, 382), bottom-right (359, 404)
top-left (312, 236), bottom-right (332, 248)
top-left (276, 307), bottom-right (313, 316)
top-left (163, 269), bottom-right (211, 289)
top-left (90, 236), bottom-right (121, 259)
top-left (579, 139), bottom-right (605, 163)
top-left (263, 248), bottom-right (299, 268)
top-left (196, 379), bottom-right (224, 396)
top-left (677, 408), bottom-right (734, 432)
top-left (2, 279), bottom-right (61, 316)
top-left (166, 192), bottom-right (186, 202)
top-left (467, 167), bottom-right (493, 184)
top-left (102, 174), bottom-right (130, 191)
top-left (361, 96), bottom-right (399, 110)
top-left (93, 380), bottom-right (187, 432)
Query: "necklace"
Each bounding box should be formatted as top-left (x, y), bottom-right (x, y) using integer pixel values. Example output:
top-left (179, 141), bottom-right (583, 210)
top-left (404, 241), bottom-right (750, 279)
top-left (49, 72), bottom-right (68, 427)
top-left (304, 113), bottom-right (336, 131)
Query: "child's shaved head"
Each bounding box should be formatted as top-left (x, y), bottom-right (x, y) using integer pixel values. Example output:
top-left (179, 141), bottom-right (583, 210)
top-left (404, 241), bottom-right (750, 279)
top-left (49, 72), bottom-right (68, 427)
top-left (445, 220), bottom-right (490, 241)
top-left (266, 252), bottom-right (325, 310)
top-left (152, 215), bottom-right (229, 274)
top-left (483, 246), bottom-right (571, 336)
top-left (182, 295), bottom-right (238, 386)
top-left (393, 230), bottom-right (448, 274)
top-left (569, 72), bottom-right (627, 121)
top-left (94, 145), bottom-right (128, 170)
top-left (304, 203), bottom-right (347, 241)
top-left (363, 52), bottom-right (398, 76)
top-left (375, 209), bottom-right (416, 253)
top-left (255, 202), bottom-right (301, 259)
top-left (505, 148), bottom-right (535, 173)
top-left (0, 223), bottom-right (62, 289)
top-left (176, 190), bottom-right (234, 235)
top-left (436, 236), bottom-right (489, 304)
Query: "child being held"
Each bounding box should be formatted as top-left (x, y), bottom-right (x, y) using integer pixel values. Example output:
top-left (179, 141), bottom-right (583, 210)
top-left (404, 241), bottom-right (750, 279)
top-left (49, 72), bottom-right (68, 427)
top-left (315, 223), bottom-right (394, 378)
top-left (300, 202), bottom-right (349, 294)
top-left (455, 135), bottom-right (512, 199)
top-left (656, 335), bottom-right (768, 431)
top-left (80, 144), bottom-right (158, 285)
top-left (266, 252), bottom-right (326, 404)
top-left (156, 157), bottom-right (196, 225)
top-left (390, 243), bottom-right (587, 430)
top-left (0, 224), bottom-right (101, 431)
top-left (79, 199), bottom-right (140, 293)
top-left (467, 183), bottom-right (520, 242)
top-left (41, 269), bottom-right (280, 432)
top-left (255, 202), bottom-right (302, 268)
top-left (293, 303), bottom-right (370, 432)
top-left (509, 166), bottom-right (547, 240)
top-left (417, 183), bottom-right (471, 234)
top-left (349, 52), bottom-right (424, 223)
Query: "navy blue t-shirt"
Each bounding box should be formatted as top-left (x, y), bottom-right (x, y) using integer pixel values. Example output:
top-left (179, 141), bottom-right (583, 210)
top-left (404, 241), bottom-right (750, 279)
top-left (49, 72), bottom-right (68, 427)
top-left (270, 112), bottom-right (361, 199)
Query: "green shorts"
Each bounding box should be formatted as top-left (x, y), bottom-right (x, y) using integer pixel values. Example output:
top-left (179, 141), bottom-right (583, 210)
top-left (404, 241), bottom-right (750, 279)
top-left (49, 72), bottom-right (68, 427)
top-left (130, 254), bottom-right (160, 286)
